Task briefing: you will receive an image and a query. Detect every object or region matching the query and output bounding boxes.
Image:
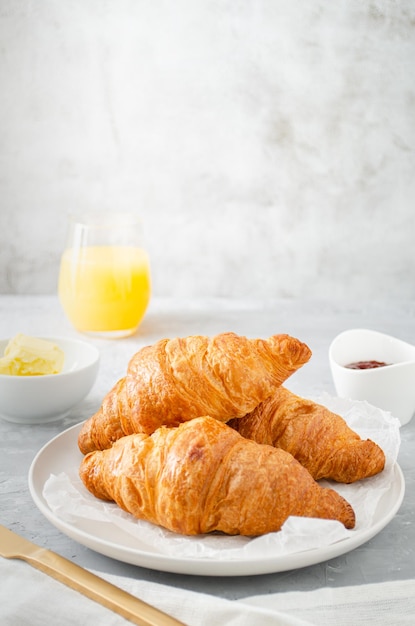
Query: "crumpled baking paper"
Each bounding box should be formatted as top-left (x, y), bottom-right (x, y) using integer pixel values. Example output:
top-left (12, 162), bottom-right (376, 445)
top-left (43, 394), bottom-right (401, 561)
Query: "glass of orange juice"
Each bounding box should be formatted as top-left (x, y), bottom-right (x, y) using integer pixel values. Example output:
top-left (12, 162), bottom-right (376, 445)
top-left (58, 212), bottom-right (151, 338)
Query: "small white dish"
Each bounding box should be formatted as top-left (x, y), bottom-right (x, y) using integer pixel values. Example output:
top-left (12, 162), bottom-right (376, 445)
top-left (0, 336), bottom-right (100, 424)
top-left (329, 328), bottom-right (415, 426)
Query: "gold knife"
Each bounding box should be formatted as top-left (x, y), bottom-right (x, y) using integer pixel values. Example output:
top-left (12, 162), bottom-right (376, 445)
top-left (0, 524), bottom-right (187, 626)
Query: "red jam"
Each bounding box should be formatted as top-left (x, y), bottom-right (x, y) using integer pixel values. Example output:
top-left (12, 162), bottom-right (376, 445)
top-left (345, 360), bottom-right (389, 370)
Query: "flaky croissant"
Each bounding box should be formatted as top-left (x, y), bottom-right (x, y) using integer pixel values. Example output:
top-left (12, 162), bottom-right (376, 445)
top-left (229, 387), bottom-right (385, 483)
top-left (79, 416), bottom-right (355, 536)
top-left (78, 332), bottom-right (311, 454)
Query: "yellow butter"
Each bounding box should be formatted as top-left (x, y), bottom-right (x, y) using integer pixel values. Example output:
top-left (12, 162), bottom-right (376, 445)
top-left (0, 334), bottom-right (64, 376)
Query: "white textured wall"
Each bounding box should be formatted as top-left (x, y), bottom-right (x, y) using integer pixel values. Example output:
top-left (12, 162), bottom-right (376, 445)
top-left (1, 1), bottom-right (414, 300)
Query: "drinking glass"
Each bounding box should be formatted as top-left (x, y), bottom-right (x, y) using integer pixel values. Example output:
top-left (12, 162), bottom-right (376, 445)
top-left (58, 213), bottom-right (151, 338)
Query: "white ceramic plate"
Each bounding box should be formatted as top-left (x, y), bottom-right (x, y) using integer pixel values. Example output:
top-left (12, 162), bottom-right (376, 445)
top-left (29, 421), bottom-right (405, 577)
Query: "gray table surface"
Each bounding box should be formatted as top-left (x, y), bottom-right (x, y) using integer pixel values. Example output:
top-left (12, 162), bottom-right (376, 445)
top-left (1, 295), bottom-right (414, 600)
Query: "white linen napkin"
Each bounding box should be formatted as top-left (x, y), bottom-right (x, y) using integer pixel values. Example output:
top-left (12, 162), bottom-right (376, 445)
top-left (1, 558), bottom-right (414, 626)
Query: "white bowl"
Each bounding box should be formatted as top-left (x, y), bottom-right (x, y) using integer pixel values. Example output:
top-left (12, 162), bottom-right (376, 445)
top-left (329, 328), bottom-right (415, 427)
top-left (0, 336), bottom-right (100, 424)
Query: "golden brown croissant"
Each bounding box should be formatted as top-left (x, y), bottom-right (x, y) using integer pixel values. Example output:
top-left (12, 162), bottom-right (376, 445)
top-left (229, 387), bottom-right (385, 483)
top-left (79, 416), bottom-right (355, 535)
top-left (78, 332), bottom-right (311, 454)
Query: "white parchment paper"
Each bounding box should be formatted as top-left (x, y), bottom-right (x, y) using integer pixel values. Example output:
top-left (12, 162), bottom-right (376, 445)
top-left (43, 395), bottom-right (401, 560)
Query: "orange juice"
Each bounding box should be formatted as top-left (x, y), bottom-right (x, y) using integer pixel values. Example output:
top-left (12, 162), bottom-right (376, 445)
top-left (58, 246), bottom-right (151, 335)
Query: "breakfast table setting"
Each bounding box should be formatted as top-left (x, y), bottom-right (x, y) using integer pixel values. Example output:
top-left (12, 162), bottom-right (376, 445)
top-left (1, 0), bottom-right (414, 621)
top-left (1, 293), bottom-right (415, 625)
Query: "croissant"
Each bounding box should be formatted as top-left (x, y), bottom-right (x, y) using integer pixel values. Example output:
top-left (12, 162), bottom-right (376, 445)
top-left (229, 387), bottom-right (385, 483)
top-left (78, 332), bottom-right (311, 454)
top-left (79, 416), bottom-right (355, 536)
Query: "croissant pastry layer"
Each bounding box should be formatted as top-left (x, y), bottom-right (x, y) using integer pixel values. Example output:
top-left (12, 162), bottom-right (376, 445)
top-left (229, 387), bottom-right (385, 483)
top-left (79, 416), bottom-right (355, 536)
top-left (78, 332), bottom-right (312, 454)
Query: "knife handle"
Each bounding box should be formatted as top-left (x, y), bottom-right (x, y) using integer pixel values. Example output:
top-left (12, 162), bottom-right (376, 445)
top-left (20, 546), bottom-right (187, 626)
